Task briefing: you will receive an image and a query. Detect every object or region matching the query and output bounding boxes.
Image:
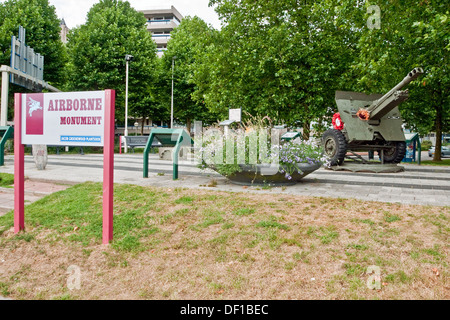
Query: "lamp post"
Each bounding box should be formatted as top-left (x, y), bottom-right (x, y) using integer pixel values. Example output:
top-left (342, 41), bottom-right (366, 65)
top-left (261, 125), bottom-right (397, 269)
top-left (171, 56), bottom-right (177, 128)
top-left (124, 54), bottom-right (134, 153)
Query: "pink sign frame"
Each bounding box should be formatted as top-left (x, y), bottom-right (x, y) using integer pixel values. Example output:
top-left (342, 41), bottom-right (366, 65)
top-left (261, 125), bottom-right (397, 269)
top-left (14, 90), bottom-right (116, 244)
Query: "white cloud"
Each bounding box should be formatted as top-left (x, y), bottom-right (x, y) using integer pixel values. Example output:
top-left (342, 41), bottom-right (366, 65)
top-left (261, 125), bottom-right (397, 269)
top-left (49, 0), bottom-right (221, 29)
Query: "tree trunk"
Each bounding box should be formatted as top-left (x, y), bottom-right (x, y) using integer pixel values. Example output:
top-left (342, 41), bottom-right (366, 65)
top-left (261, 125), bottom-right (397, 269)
top-left (302, 120), bottom-right (310, 140)
top-left (186, 118), bottom-right (192, 135)
top-left (302, 103), bottom-right (310, 140)
top-left (141, 118), bottom-right (145, 135)
top-left (433, 104), bottom-right (442, 161)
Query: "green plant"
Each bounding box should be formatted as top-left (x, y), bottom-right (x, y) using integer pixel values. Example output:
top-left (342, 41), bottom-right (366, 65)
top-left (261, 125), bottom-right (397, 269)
top-left (384, 214), bottom-right (402, 223)
top-left (421, 140), bottom-right (432, 151)
top-left (256, 217), bottom-right (290, 230)
top-left (0, 282), bottom-right (10, 296)
top-left (196, 114), bottom-right (326, 179)
top-left (233, 208), bottom-right (255, 216)
top-left (174, 196), bottom-right (194, 204)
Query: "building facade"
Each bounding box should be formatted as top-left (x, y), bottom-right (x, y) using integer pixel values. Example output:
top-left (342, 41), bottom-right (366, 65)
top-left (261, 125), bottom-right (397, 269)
top-left (139, 6), bottom-right (183, 57)
top-left (60, 19), bottom-right (69, 43)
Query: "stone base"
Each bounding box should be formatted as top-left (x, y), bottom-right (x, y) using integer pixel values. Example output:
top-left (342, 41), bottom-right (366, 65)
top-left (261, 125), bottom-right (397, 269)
top-left (328, 162), bottom-right (404, 173)
top-left (32, 144), bottom-right (48, 170)
top-left (223, 163), bottom-right (322, 186)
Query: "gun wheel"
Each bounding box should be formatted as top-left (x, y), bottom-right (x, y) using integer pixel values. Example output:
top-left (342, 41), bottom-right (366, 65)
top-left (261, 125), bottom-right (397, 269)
top-left (322, 129), bottom-right (347, 166)
top-left (379, 141), bottom-right (406, 164)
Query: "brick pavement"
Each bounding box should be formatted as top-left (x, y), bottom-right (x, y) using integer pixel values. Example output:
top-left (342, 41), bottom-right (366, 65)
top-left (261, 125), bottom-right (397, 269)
top-left (0, 180), bottom-right (70, 216)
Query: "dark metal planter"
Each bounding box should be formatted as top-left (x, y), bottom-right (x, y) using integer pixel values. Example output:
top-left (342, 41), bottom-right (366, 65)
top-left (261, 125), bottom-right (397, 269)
top-left (222, 162), bottom-right (322, 186)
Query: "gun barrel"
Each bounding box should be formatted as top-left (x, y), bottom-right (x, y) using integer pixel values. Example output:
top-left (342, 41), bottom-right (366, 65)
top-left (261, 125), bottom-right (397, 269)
top-left (369, 67), bottom-right (424, 112)
top-left (360, 68), bottom-right (424, 120)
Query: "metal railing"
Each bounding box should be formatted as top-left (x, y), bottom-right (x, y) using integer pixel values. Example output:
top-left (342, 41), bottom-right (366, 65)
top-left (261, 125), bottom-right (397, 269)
top-left (147, 19), bottom-right (180, 25)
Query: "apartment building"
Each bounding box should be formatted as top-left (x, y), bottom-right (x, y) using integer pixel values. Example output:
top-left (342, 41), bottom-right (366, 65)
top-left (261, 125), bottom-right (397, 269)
top-left (139, 6), bottom-right (183, 57)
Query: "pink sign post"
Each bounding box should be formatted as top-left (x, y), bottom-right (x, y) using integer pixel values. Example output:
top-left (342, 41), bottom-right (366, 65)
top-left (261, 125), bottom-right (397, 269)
top-left (102, 90), bottom-right (115, 244)
top-left (14, 89), bottom-right (116, 244)
top-left (14, 93), bottom-right (24, 233)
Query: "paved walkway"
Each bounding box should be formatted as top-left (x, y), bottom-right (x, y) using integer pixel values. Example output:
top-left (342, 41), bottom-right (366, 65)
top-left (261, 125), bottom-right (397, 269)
top-left (0, 152), bottom-right (449, 211)
top-left (0, 180), bottom-right (70, 216)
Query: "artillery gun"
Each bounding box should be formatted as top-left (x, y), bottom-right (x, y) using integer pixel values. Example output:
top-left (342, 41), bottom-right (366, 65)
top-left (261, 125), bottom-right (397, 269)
top-left (322, 67), bottom-right (424, 166)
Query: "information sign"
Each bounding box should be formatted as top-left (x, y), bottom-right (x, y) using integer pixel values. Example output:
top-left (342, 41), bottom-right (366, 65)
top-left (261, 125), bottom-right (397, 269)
top-left (21, 91), bottom-right (106, 146)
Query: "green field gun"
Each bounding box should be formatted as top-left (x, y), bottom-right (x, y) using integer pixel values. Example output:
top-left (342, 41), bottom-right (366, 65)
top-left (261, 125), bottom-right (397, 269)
top-left (323, 67), bottom-right (424, 165)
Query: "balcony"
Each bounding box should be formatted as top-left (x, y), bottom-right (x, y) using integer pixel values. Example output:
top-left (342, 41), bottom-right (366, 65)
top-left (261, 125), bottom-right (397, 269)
top-left (152, 34), bottom-right (171, 45)
top-left (152, 34), bottom-right (171, 38)
top-left (146, 19), bottom-right (179, 31)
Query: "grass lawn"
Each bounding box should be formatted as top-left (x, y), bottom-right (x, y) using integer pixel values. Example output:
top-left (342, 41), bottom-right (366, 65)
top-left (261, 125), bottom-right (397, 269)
top-left (419, 159), bottom-right (450, 166)
top-left (0, 173), bottom-right (14, 187)
top-left (0, 182), bottom-right (448, 300)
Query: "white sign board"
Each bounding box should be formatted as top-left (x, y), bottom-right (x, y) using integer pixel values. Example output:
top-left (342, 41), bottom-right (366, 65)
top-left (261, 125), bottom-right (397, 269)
top-left (21, 91), bottom-right (106, 146)
top-left (229, 108), bottom-right (241, 122)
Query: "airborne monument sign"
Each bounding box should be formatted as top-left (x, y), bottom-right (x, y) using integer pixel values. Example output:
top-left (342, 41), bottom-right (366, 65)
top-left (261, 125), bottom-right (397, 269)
top-left (14, 90), bottom-right (116, 244)
top-left (21, 91), bottom-right (107, 146)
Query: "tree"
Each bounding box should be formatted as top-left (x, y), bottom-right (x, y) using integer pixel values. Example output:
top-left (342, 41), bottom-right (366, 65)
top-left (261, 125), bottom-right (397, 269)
top-left (354, 0), bottom-right (449, 161)
top-left (66, 0), bottom-right (158, 125)
top-left (0, 0), bottom-right (67, 86)
top-left (194, 0), bottom-right (362, 138)
top-left (137, 58), bottom-right (170, 133)
top-left (162, 16), bottom-right (220, 132)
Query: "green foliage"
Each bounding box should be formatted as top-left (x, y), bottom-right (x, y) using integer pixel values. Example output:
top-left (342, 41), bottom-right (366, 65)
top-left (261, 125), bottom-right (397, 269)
top-left (66, 0), bottom-right (158, 125)
top-left (194, 0), bottom-right (362, 136)
top-left (162, 16), bottom-right (221, 130)
top-left (421, 140), bottom-right (432, 151)
top-left (195, 0), bottom-right (448, 147)
top-left (0, 0), bottom-right (67, 87)
top-left (144, 59), bottom-right (170, 127)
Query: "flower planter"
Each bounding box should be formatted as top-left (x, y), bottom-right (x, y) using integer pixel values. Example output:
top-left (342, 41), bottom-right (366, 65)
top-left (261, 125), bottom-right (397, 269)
top-left (222, 162), bottom-right (322, 186)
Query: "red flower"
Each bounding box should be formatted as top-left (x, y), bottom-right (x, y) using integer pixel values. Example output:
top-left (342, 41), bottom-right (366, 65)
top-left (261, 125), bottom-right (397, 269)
top-left (332, 113), bottom-right (344, 130)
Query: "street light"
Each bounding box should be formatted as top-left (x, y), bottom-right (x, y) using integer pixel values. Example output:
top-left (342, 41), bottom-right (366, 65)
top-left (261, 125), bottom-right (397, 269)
top-left (171, 56), bottom-right (177, 128)
top-left (124, 54), bottom-right (134, 153)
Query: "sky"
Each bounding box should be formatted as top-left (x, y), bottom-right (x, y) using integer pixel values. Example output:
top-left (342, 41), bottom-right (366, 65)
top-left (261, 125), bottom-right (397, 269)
top-left (49, 0), bottom-right (222, 30)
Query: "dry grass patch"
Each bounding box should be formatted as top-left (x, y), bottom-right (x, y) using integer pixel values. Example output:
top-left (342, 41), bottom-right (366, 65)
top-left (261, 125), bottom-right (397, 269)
top-left (0, 182), bottom-right (448, 300)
